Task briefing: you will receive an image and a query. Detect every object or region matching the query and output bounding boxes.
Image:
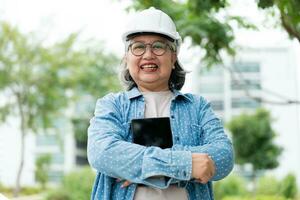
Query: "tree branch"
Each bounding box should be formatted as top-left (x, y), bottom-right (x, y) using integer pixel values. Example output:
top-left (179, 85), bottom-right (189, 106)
top-left (280, 14), bottom-right (300, 43)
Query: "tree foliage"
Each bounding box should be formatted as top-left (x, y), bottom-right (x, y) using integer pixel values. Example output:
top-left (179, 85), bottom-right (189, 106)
top-left (257, 0), bottom-right (300, 43)
top-left (227, 109), bottom-right (282, 171)
top-left (129, 0), bottom-right (255, 67)
top-left (0, 21), bottom-right (120, 196)
top-left (129, 0), bottom-right (300, 66)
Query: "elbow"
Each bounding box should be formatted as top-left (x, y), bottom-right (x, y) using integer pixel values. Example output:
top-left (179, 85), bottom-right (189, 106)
top-left (87, 141), bottom-right (100, 170)
top-left (213, 146), bottom-right (234, 181)
top-left (87, 139), bottom-right (109, 171)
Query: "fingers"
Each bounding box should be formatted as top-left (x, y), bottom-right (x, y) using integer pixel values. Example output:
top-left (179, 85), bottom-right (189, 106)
top-left (196, 174), bottom-right (211, 184)
top-left (121, 180), bottom-right (131, 188)
top-left (191, 153), bottom-right (215, 182)
top-left (115, 179), bottom-right (132, 188)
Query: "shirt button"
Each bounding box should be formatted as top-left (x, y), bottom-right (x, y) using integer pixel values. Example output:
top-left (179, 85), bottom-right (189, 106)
top-left (171, 115), bottom-right (175, 119)
top-left (175, 136), bottom-right (179, 142)
top-left (183, 171), bottom-right (187, 177)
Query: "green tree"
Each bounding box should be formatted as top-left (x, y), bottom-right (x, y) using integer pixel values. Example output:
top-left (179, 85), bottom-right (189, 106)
top-left (257, 0), bottom-right (300, 43)
top-left (35, 154), bottom-right (51, 189)
top-left (130, 0), bottom-right (300, 64)
top-left (129, 0), bottom-right (255, 67)
top-left (0, 21), bottom-right (120, 196)
top-left (227, 109), bottom-right (282, 193)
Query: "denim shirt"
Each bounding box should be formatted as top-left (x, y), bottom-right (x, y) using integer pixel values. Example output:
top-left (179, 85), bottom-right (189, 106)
top-left (87, 87), bottom-right (234, 200)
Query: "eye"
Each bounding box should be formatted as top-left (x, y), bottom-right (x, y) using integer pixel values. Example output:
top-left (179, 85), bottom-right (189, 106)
top-left (132, 42), bottom-right (145, 50)
top-left (152, 41), bottom-right (166, 50)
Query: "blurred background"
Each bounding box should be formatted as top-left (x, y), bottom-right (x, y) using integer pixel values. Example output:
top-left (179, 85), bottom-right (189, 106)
top-left (0, 0), bottom-right (299, 199)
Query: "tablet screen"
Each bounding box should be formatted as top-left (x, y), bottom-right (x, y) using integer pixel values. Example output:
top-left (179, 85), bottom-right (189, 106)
top-left (131, 117), bottom-right (173, 149)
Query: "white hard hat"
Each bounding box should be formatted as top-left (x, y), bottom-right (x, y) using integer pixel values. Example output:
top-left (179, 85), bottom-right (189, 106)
top-left (122, 7), bottom-right (182, 50)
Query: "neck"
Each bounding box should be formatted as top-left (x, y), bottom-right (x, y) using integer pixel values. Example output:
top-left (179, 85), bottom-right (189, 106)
top-left (138, 85), bottom-right (169, 92)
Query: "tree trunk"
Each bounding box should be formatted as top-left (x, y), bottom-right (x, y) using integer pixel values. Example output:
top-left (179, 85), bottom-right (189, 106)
top-left (13, 94), bottom-right (26, 197)
top-left (251, 170), bottom-right (257, 197)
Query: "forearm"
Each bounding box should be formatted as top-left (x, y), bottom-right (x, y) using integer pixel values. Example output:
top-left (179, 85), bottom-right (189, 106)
top-left (172, 140), bottom-right (234, 181)
top-left (87, 128), bottom-right (192, 188)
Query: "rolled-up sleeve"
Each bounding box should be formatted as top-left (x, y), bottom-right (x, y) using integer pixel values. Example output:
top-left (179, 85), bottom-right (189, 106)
top-left (87, 94), bottom-right (192, 189)
top-left (172, 97), bottom-right (234, 181)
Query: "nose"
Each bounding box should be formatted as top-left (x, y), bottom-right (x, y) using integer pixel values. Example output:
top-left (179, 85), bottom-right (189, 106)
top-left (143, 45), bottom-right (155, 58)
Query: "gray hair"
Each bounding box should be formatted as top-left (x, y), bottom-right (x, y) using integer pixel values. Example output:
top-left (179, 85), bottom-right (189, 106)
top-left (119, 60), bottom-right (187, 91)
top-left (120, 32), bottom-right (187, 91)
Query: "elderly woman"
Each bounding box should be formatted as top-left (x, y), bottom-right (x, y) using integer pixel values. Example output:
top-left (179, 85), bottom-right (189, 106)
top-left (87, 7), bottom-right (234, 200)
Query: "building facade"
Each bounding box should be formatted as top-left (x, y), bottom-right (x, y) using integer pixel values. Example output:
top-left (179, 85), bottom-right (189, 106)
top-left (192, 45), bottom-right (300, 184)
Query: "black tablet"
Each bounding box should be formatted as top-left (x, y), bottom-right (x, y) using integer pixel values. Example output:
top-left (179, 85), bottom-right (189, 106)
top-left (131, 117), bottom-right (173, 149)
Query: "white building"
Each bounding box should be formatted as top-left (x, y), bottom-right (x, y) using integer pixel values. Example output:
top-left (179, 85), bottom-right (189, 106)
top-left (0, 117), bottom-right (36, 186)
top-left (0, 116), bottom-right (76, 187)
top-left (188, 43), bottom-right (300, 185)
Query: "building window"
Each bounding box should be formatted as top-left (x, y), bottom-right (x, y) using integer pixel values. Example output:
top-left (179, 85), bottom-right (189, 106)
top-left (232, 62), bottom-right (260, 73)
top-left (48, 170), bottom-right (64, 183)
top-left (76, 156), bottom-right (88, 166)
top-left (231, 79), bottom-right (261, 90)
top-left (51, 153), bottom-right (64, 165)
top-left (232, 98), bottom-right (261, 109)
top-left (36, 134), bottom-right (58, 146)
top-left (199, 84), bottom-right (224, 93)
top-left (210, 100), bottom-right (224, 111)
top-left (200, 66), bottom-right (223, 76)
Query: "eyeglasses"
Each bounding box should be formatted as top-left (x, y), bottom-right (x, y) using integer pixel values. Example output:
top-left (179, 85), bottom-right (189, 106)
top-left (128, 41), bottom-right (175, 56)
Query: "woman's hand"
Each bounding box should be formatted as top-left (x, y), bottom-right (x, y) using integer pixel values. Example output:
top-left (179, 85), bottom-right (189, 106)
top-left (191, 153), bottom-right (215, 184)
top-left (117, 179), bottom-right (132, 188)
top-left (118, 153), bottom-right (215, 188)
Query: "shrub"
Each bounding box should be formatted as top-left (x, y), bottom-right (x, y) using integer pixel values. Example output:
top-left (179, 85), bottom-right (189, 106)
top-left (0, 183), bottom-right (12, 194)
top-left (46, 167), bottom-right (95, 200)
top-left (257, 176), bottom-right (280, 196)
top-left (223, 195), bottom-right (287, 200)
top-left (35, 154), bottom-right (52, 189)
top-left (21, 186), bottom-right (42, 195)
top-left (61, 167), bottom-right (95, 200)
top-left (279, 173), bottom-right (297, 199)
top-left (214, 174), bottom-right (248, 199)
top-left (46, 189), bottom-right (72, 200)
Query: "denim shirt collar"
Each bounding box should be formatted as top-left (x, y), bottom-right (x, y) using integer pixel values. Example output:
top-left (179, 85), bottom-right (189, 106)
top-left (126, 87), bottom-right (192, 102)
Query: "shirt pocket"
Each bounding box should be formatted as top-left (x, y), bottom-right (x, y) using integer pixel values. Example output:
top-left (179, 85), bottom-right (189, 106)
top-left (189, 124), bottom-right (204, 146)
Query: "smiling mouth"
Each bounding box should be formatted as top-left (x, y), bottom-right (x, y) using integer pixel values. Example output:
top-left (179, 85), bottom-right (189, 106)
top-left (140, 64), bottom-right (159, 73)
top-left (140, 64), bottom-right (158, 70)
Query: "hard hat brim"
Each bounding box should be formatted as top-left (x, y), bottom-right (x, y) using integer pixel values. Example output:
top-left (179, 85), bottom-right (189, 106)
top-left (122, 30), bottom-right (178, 42)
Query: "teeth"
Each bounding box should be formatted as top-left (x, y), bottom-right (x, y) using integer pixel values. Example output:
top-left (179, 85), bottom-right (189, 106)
top-left (142, 64), bottom-right (157, 69)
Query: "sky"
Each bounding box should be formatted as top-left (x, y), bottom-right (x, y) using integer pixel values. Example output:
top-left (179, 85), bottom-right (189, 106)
top-left (0, 0), bottom-right (132, 55)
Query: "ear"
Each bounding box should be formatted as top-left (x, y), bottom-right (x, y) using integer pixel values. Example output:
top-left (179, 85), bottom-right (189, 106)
top-left (171, 53), bottom-right (177, 66)
top-left (123, 53), bottom-right (128, 64)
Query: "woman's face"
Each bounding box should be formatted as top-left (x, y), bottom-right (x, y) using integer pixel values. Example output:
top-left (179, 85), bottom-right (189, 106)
top-left (125, 35), bottom-right (177, 92)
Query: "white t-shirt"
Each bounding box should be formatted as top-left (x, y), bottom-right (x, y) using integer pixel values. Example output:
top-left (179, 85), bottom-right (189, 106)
top-left (133, 90), bottom-right (188, 200)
